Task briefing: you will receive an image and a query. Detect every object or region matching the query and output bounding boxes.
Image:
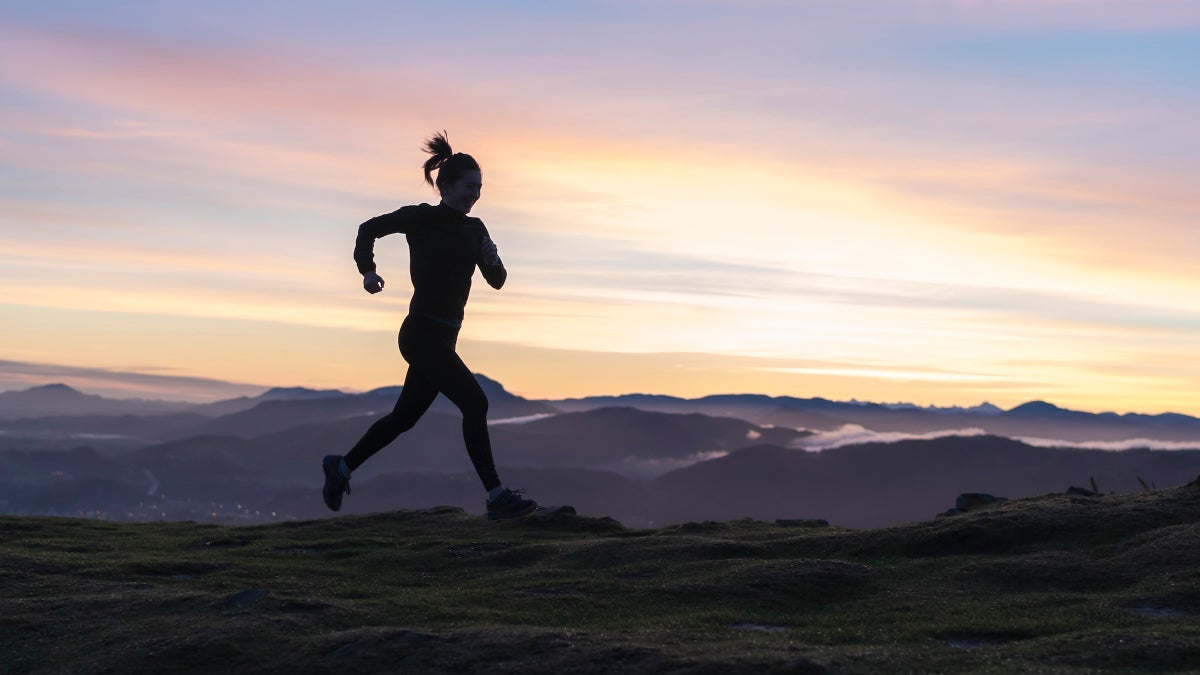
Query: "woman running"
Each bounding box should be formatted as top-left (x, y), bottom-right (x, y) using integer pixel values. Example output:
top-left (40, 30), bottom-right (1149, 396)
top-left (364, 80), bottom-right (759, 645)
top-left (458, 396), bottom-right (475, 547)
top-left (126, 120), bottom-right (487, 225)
top-left (321, 132), bottom-right (538, 520)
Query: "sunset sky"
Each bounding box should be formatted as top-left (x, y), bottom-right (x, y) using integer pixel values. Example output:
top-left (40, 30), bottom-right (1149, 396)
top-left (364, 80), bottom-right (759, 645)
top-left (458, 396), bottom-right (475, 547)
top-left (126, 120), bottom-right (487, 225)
top-left (2, 1), bottom-right (1198, 415)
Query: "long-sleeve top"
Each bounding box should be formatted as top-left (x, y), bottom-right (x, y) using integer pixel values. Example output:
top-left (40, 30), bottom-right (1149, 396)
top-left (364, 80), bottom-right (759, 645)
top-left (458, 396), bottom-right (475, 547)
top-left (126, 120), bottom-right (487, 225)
top-left (354, 203), bottom-right (507, 327)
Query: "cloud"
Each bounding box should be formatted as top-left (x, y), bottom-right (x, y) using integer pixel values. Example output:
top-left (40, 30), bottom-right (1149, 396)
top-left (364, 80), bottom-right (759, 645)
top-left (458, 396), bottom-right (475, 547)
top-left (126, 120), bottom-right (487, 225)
top-left (931, 1), bottom-right (1200, 30)
top-left (2, 5), bottom-right (1198, 418)
top-left (616, 450), bottom-right (731, 478)
top-left (788, 424), bottom-right (1200, 453)
top-left (790, 425), bottom-right (990, 452)
top-left (766, 368), bottom-right (1021, 385)
top-left (1015, 436), bottom-right (1200, 452)
top-left (488, 413), bottom-right (557, 426)
top-left (0, 359), bottom-right (266, 402)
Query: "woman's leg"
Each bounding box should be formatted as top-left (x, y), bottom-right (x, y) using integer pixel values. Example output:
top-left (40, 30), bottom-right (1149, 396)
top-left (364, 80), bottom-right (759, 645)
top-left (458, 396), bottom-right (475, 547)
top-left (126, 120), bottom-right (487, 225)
top-left (397, 318), bottom-right (502, 491)
top-left (421, 349), bottom-right (502, 492)
top-left (343, 364), bottom-right (439, 471)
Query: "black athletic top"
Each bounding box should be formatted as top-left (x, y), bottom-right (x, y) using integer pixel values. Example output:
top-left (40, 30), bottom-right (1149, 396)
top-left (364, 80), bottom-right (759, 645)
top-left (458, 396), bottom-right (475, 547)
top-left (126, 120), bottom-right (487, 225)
top-left (354, 203), bottom-right (507, 327)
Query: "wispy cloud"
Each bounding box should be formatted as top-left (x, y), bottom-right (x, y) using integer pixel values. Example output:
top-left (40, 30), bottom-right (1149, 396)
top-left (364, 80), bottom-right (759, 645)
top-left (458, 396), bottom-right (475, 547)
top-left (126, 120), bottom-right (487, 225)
top-left (789, 425), bottom-right (990, 452)
top-left (0, 359), bottom-right (265, 402)
top-left (1016, 435), bottom-right (1200, 452)
top-left (1, 3), bottom-right (1197, 415)
top-left (786, 425), bottom-right (1200, 453)
top-left (617, 450), bottom-right (731, 478)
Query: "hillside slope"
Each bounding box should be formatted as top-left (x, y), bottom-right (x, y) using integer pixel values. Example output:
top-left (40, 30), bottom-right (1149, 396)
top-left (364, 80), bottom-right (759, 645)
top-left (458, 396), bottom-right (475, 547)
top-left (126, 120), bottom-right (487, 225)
top-left (3, 480), bottom-right (1200, 673)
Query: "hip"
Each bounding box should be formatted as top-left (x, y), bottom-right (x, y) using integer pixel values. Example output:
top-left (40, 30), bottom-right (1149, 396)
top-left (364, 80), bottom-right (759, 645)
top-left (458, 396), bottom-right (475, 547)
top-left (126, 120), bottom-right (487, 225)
top-left (399, 313), bottom-right (461, 358)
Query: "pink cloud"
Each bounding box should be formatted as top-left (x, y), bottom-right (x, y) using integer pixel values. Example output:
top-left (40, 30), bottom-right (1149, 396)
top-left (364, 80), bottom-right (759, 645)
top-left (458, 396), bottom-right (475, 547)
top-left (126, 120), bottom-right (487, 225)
top-left (890, 0), bottom-right (1200, 30)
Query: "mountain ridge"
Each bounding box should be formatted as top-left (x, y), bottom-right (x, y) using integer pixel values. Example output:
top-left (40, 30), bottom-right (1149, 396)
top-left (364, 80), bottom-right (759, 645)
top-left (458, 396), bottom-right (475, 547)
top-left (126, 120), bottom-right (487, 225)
top-left (5, 380), bottom-right (1198, 429)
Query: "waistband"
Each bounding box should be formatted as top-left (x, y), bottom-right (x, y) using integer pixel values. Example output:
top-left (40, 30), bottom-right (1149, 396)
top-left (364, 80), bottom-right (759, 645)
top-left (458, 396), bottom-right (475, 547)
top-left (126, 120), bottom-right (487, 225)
top-left (407, 312), bottom-right (462, 330)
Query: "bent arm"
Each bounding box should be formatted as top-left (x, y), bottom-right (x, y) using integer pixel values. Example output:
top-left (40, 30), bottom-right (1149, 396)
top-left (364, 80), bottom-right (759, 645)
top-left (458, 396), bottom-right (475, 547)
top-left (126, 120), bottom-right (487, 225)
top-left (478, 231), bottom-right (507, 290)
top-left (353, 209), bottom-right (410, 275)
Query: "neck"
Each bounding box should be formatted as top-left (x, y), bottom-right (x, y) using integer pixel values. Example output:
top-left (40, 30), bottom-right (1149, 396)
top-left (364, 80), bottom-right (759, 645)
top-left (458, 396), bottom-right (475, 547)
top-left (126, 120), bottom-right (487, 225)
top-left (438, 200), bottom-right (468, 215)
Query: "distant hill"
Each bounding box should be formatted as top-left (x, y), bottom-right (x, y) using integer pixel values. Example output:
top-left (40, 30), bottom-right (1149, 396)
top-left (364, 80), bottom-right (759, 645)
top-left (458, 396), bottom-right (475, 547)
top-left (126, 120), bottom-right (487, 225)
top-left (7, 430), bottom-right (1190, 529)
top-left (489, 406), bottom-right (807, 476)
top-left (7, 378), bottom-right (1200, 445)
top-left (191, 386), bottom-right (346, 417)
top-left (115, 406), bottom-right (804, 490)
top-left (189, 376), bottom-right (556, 439)
top-left (0, 412), bottom-right (211, 445)
top-left (650, 435), bottom-right (1200, 528)
top-left (0, 384), bottom-right (191, 419)
top-left (5, 375), bottom-right (1200, 528)
top-left (553, 393), bottom-right (1200, 443)
top-left (0, 376), bottom-right (557, 443)
top-left (255, 435), bottom-right (1200, 529)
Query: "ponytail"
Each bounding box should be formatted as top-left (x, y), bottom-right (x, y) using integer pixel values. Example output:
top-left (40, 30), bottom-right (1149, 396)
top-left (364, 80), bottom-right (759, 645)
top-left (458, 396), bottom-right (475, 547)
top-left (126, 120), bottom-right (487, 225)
top-left (421, 131), bottom-right (481, 191)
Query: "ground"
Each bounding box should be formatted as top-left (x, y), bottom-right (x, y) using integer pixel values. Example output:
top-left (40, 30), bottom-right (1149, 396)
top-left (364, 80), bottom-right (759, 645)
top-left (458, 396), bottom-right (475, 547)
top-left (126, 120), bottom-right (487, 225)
top-left (3, 481), bottom-right (1200, 673)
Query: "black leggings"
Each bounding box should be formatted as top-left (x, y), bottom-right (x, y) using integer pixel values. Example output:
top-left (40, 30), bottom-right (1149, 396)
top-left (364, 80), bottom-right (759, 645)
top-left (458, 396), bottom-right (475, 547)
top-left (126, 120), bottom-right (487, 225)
top-left (343, 314), bottom-right (501, 491)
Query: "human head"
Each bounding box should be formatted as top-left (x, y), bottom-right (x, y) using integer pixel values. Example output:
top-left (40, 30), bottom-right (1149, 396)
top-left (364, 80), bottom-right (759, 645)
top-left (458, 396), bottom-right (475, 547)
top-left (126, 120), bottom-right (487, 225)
top-left (422, 131), bottom-right (482, 213)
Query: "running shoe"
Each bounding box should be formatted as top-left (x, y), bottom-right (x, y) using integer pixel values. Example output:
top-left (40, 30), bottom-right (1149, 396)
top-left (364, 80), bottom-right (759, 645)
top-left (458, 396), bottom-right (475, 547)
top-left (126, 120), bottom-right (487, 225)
top-left (321, 454), bottom-right (351, 511)
top-left (486, 488), bottom-right (537, 520)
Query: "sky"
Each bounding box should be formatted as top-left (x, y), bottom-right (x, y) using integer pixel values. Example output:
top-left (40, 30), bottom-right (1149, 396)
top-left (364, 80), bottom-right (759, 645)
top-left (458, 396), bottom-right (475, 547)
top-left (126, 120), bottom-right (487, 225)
top-left (1, 1), bottom-right (1198, 414)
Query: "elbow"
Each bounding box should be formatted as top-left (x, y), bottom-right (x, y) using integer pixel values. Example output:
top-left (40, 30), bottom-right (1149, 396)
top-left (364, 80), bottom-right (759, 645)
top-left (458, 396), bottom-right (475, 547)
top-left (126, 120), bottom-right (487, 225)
top-left (353, 249), bottom-right (373, 275)
top-left (354, 224), bottom-right (377, 273)
top-left (487, 266), bottom-right (507, 290)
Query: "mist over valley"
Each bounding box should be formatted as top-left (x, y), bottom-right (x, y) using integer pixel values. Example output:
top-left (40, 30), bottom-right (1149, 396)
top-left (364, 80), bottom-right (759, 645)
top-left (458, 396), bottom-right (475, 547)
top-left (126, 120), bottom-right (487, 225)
top-left (4, 378), bottom-right (1200, 528)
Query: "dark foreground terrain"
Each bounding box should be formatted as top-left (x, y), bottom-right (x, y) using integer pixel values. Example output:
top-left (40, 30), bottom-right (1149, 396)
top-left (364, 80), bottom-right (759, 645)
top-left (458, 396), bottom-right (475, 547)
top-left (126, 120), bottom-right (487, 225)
top-left (4, 481), bottom-right (1200, 674)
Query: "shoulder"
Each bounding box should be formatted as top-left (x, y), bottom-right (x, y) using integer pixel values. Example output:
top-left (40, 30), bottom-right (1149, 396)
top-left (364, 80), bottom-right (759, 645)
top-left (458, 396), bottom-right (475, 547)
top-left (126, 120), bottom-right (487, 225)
top-left (392, 203), bottom-right (437, 228)
top-left (465, 216), bottom-right (489, 234)
top-left (370, 203), bottom-right (428, 221)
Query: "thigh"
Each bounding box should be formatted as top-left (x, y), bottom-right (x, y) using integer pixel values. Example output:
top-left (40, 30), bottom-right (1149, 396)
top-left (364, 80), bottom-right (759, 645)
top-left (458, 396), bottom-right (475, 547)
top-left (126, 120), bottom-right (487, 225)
top-left (390, 364), bottom-right (440, 420)
top-left (423, 350), bottom-right (486, 412)
top-left (400, 317), bottom-right (485, 409)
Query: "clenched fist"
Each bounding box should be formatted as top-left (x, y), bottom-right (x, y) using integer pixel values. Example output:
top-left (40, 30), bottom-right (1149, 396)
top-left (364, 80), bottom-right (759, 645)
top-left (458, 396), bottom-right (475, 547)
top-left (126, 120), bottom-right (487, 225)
top-left (362, 271), bottom-right (385, 294)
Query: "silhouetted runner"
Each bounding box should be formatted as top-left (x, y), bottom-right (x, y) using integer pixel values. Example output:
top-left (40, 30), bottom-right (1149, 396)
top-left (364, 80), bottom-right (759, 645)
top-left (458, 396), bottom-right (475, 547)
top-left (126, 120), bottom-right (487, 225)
top-left (322, 132), bottom-right (538, 520)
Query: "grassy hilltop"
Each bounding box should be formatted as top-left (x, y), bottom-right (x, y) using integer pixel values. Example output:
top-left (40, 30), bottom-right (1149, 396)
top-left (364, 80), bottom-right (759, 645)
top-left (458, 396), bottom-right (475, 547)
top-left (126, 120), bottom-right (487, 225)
top-left (3, 481), bottom-right (1200, 674)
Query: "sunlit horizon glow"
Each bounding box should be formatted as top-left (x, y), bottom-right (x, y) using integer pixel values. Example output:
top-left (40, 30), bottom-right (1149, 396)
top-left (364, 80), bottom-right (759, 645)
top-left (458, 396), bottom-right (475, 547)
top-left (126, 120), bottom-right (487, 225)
top-left (2, 2), bottom-right (1199, 416)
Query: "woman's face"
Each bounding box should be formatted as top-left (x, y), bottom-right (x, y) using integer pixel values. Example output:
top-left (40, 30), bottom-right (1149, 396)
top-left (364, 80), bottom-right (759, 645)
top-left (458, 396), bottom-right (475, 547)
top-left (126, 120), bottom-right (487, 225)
top-left (440, 170), bottom-right (482, 214)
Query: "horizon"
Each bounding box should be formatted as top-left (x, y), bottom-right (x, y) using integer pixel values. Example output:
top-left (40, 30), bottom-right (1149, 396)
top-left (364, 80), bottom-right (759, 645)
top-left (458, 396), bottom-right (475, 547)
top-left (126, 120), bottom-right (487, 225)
top-left (1, 359), bottom-right (1195, 420)
top-left (3, 3), bottom-right (1199, 417)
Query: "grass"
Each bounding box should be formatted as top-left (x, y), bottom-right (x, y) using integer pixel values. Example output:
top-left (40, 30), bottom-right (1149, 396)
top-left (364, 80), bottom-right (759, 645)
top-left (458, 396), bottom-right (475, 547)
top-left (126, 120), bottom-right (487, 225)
top-left (3, 483), bottom-right (1200, 673)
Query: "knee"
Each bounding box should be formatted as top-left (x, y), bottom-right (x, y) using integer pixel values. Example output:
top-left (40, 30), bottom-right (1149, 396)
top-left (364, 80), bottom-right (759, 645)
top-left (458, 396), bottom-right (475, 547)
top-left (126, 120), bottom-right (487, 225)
top-left (461, 393), bottom-right (488, 420)
top-left (378, 412), bottom-right (417, 434)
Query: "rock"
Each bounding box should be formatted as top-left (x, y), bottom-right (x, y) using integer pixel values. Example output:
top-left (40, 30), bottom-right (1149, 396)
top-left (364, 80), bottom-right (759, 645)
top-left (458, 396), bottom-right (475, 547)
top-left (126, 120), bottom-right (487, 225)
top-left (1066, 486), bottom-right (1098, 497)
top-left (776, 518), bottom-right (830, 528)
top-left (937, 493), bottom-right (1007, 519)
top-left (956, 493), bottom-right (1008, 511)
top-left (518, 506), bottom-right (625, 533)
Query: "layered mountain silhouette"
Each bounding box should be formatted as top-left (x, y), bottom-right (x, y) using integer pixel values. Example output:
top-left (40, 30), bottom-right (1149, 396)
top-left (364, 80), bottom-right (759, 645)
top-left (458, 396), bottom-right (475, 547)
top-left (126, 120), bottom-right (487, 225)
top-left (553, 393), bottom-right (1200, 442)
top-left (0, 383), bottom-right (192, 418)
top-left (2, 378), bottom-right (1199, 526)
